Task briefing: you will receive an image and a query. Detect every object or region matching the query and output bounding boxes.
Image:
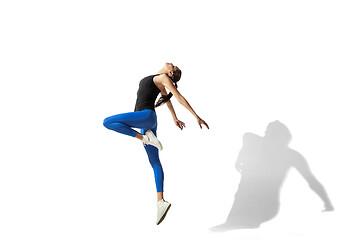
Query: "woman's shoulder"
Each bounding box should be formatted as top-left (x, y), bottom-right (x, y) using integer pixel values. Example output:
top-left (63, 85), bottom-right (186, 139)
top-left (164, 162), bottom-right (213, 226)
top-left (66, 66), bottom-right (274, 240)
top-left (154, 73), bottom-right (165, 78)
top-left (153, 73), bottom-right (164, 81)
top-left (152, 74), bottom-right (165, 90)
top-left (141, 74), bottom-right (161, 82)
top-left (154, 73), bottom-right (172, 82)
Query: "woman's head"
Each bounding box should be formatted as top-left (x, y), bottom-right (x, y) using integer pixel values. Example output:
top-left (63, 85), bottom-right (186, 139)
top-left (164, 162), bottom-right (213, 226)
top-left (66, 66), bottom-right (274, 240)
top-left (155, 62), bottom-right (182, 108)
top-left (164, 62), bottom-right (182, 83)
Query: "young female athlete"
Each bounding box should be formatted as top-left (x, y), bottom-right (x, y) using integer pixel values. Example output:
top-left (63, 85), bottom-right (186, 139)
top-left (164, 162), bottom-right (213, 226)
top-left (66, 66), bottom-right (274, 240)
top-left (103, 62), bottom-right (209, 225)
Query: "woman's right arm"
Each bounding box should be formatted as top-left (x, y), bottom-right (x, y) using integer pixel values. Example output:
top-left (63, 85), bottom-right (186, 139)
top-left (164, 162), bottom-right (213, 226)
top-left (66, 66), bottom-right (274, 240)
top-left (161, 75), bottom-right (209, 129)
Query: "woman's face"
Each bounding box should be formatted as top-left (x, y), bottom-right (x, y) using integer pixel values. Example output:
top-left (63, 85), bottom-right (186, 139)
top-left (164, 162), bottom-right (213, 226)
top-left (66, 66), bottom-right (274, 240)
top-left (164, 62), bottom-right (180, 78)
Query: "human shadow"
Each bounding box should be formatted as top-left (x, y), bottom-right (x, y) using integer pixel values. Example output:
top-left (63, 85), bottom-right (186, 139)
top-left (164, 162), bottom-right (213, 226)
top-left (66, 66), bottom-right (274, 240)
top-left (210, 120), bottom-right (334, 232)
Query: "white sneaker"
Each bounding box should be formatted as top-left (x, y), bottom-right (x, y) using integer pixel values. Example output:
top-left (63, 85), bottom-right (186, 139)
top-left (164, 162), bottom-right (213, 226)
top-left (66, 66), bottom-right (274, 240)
top-left (142, 129), bottom-right (163, 150)
top-left (156, 199), bottom-right (171, 225)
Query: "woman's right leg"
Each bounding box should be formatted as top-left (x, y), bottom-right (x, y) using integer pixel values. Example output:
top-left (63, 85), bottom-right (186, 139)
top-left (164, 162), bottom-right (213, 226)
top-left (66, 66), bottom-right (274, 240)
top-left (103, 110), bottom-right (156, 138)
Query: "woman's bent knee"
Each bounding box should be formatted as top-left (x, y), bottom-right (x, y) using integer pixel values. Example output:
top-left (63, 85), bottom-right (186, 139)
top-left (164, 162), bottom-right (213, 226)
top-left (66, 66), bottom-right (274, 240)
top-left (103, 117), bottom-right (111, 129)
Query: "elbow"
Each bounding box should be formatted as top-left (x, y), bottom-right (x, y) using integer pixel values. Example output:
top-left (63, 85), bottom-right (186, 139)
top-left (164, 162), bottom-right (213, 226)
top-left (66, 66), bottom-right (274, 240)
top-left (177, 95), bottom-right (186, 105)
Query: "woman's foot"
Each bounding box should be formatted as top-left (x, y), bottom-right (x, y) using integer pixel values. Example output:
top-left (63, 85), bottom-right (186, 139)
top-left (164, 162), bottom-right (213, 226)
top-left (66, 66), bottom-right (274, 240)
top-left (142, 130), bottom-right (163, 150)
top-left (156, 199), bottom-right (171, 225)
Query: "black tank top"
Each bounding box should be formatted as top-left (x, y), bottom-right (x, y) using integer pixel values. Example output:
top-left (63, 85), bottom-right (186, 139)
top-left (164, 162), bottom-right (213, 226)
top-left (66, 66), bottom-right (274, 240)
top-left (134, 74), bottom-right (161, 112)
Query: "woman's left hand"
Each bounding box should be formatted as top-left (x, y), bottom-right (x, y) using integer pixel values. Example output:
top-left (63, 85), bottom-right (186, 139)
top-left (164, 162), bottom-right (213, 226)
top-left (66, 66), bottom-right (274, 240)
top-left (175, 119), bottom-right (186, 130)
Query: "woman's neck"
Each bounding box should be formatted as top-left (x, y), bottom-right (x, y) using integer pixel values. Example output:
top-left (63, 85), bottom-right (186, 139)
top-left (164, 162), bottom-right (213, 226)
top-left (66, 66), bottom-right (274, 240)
top-left (157, 66), bottom-right (168, 74)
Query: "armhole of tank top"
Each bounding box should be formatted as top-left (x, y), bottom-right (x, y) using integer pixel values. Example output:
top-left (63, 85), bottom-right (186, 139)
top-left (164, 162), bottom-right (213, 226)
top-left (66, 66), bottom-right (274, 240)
top-left (153, 74), bottom-right (162, 92)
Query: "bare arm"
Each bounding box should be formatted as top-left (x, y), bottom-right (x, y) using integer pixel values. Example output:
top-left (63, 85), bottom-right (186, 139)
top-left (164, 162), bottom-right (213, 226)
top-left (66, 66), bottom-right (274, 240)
top-left (160, 87), bottom-right (178, 120)
top-left (165, 99), bottom-right (178, 121)
top-left (161, 75), bottom-right (209, 129)
top-left (160, 88), bottom-right (185, 130)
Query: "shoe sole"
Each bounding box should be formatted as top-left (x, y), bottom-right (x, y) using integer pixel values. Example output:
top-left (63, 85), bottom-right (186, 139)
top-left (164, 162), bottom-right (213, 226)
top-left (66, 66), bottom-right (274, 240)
top-left (157, 204), bottom-right (171, 225)
top-left (146, 130), bottom-right (163, 151)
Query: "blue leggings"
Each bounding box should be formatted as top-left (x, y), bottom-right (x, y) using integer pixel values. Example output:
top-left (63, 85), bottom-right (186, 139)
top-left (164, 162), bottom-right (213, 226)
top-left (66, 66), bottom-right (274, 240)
top-left (103, 109), bottom-right (164, 192)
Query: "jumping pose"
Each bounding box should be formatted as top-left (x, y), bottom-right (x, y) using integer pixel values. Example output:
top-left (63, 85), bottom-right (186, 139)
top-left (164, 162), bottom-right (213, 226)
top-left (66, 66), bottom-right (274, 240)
top-left (103, 63), bottom-right (209, 225)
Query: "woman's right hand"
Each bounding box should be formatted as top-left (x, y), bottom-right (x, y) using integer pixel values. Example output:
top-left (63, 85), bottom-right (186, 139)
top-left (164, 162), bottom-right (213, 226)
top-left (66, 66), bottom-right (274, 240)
top-left (197, 118), bottom-right (209, 129)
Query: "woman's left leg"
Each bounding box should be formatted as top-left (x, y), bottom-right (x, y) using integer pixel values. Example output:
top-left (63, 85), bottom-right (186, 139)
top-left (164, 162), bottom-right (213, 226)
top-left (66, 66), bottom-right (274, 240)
top-left (141, 126), bottom-right (164, 198)
top-left (141, 119), bottom-right (171, 225)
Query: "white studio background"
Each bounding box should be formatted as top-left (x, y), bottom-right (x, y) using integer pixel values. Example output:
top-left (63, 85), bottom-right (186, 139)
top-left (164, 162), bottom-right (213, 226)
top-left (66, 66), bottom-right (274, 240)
top-left (1, 0), bottom-right (359, 239)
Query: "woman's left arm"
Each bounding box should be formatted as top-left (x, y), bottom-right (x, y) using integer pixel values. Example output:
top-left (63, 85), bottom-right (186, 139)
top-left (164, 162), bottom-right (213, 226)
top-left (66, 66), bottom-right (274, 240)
top-left (161, 88), bottom-right (186, 130)
top-left (166, 99), bottom-right (186, 130)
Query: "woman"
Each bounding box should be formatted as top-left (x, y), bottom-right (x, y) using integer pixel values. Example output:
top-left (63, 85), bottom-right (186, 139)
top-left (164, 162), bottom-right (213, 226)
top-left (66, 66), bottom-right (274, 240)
top-left (103, 62), bottom-right (209, 225)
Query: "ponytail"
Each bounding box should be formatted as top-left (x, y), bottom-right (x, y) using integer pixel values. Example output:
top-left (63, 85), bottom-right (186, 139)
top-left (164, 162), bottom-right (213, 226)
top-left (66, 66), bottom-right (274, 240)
top-left (155, 82), bottom-right (178, 107)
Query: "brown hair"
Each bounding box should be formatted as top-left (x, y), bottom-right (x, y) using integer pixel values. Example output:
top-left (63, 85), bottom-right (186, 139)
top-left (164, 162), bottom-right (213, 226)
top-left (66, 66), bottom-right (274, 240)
top-left (155, 68), bottom-right (182, 107)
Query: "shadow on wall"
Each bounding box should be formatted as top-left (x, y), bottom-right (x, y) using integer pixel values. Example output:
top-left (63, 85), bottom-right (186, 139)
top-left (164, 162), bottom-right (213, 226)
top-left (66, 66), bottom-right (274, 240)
top-left (210, 120), bottom-right (334, 232)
